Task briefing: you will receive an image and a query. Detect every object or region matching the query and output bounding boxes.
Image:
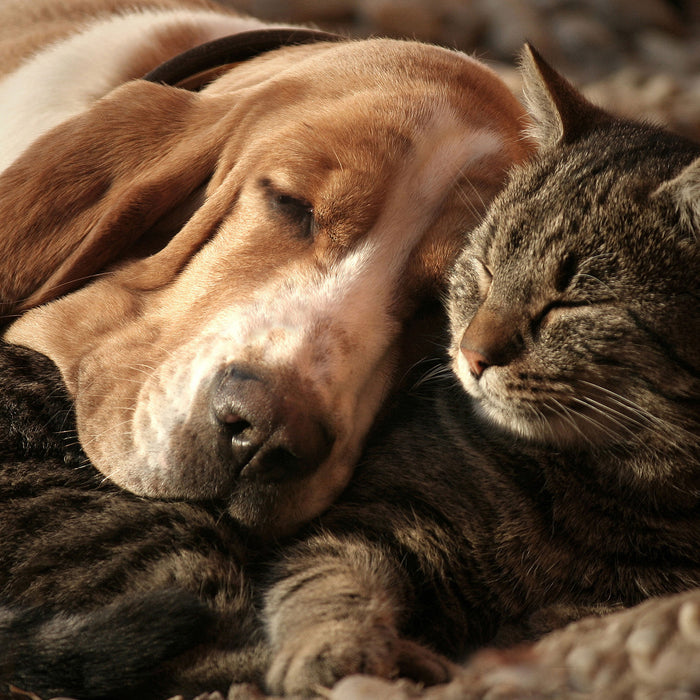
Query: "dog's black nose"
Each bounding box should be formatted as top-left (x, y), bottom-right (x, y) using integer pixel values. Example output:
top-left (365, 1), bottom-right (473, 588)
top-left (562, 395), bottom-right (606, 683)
top-left (210, 364), bottom-right (334, 481)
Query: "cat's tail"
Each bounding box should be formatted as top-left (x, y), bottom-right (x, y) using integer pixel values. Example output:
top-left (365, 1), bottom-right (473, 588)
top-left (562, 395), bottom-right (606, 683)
top-left (0, 589), bottom-right (214, 700)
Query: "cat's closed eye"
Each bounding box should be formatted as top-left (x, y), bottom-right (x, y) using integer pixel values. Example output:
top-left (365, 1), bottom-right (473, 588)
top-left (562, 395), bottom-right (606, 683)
top-left (473, 257), bottom-right (493, 297)
top-left (529, 299), bottom-right (586, 337)
top-left (554, 253), bottom-right (578, 293)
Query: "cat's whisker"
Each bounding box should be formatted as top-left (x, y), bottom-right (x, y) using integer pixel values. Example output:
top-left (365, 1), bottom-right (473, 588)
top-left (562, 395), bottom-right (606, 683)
top-left (533, 403), bottom-right (560, 443)
top-left (579, 380), bottom-right (696, 442)
top-left (455, 172), bottom-right (488, 221)
top-left (577, 251), bottom-right (615, 272)
top-left (570, 393), bottom-right (655, 432)
top-left (570, 396), bottom-right (695, 463)
top-left (572, 409), bottom-right (631, 446)
top-left (403, 355), bottom-right (444, 377)
top-left (214, 510), bottom-right (230, 527)
top-left (575, 272), bottom-right (617, 298)
top-left (76, 457), bottom-right (95, 471)
top-left (546, 398), bottom-right (596, 446)
top-left (411, 362), bottom-right (457, 391)
top-left (455, 189), bottom-right (484, 224)
top-left (567, 396), bottom-right (646, 443)
top-left (63, 440), bottom-right (84, 449)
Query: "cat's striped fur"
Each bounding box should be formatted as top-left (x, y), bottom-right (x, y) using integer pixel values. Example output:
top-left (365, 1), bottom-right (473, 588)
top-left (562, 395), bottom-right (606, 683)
top-left (0, 343), bottom-right (268, 698)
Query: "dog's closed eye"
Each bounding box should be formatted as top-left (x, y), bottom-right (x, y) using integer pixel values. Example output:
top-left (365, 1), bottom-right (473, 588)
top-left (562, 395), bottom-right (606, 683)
top-left (261, 178), bottom-right (315, 240)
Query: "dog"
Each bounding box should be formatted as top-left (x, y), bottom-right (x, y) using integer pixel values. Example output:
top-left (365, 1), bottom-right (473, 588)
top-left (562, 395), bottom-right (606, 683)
top-left (0, 0), bottom-right (532, 538)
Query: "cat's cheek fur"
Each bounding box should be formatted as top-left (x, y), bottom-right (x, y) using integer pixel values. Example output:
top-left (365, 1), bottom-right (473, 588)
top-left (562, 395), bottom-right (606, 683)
top-left (451, 312), bottom-right (631, 447)
top-left (447, 256), bottom-right (482, 332)
top-left (451, 347), bottom-right (474, 393)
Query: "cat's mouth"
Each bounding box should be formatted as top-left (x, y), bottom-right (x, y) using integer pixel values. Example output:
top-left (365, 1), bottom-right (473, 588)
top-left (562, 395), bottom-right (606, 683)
top-left (473, 388), bottom-right (635, 447)
top-left (454, 354), bottom-right (644, 448)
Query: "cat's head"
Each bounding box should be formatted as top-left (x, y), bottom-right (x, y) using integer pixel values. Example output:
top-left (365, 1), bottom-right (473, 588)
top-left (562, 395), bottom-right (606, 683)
top-left (448, 45), bottom-right (700, 458)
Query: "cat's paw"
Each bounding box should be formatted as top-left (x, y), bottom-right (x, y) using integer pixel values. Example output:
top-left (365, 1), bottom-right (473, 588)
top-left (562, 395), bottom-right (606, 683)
top-left (396, 638), bottom-right (457, 686)
top-left (266, 622), bottom-right (453, 697)
top-left (266, 620), bottom-right (399, 696)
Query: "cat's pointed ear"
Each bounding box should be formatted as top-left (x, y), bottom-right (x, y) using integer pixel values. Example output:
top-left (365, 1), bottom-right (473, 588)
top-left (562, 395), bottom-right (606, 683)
top-left (655, 156), bottom-right (700, 237)
top-left (519, 43), bottom-right (613, 148)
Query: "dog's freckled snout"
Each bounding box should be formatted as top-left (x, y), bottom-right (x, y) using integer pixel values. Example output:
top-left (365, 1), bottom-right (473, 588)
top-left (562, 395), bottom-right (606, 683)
top-left (211, 364), bottom-right (334, 482)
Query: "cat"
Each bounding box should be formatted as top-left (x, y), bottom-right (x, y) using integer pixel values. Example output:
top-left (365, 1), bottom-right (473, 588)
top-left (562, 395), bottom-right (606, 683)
top-left (1, 44), bottom-right (699, 700)
top-left (260, 45), bottom-right (700, 695)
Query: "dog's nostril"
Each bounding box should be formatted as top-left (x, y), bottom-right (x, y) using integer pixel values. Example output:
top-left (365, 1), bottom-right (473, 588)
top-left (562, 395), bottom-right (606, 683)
top-left (210, 364), bottom-right (335, 482)
top-left (221, 413), bottom-right (252, 436)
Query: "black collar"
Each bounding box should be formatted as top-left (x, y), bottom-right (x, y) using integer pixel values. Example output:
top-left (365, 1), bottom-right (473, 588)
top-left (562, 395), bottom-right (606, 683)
top-left (143, 27), bottom-right (344, 90)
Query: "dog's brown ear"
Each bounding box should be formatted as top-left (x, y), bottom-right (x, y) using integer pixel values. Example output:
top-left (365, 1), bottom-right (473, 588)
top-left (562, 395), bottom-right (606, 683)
top-left (0, 80), bottom-right (233, 319)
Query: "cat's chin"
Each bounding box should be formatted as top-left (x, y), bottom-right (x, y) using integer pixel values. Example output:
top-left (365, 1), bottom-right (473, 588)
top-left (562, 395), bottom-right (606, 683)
top-left (470, 394), bottom-right (555, 444)
top-left (454, 364), bottom-right (549, 443)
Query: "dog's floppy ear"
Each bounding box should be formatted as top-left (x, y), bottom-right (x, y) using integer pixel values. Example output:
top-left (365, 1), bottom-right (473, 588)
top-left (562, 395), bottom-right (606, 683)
top-left (0, 80), bottom-right (233, 319)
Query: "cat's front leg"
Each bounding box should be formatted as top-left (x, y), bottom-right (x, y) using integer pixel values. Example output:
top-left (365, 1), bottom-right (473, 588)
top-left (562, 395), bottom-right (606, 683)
top-left (264, 535), bottom-right (453, 696)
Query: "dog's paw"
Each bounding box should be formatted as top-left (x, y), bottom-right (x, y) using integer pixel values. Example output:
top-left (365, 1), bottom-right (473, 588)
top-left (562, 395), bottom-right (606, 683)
top-left (266, 623), bottom-right (454, 697)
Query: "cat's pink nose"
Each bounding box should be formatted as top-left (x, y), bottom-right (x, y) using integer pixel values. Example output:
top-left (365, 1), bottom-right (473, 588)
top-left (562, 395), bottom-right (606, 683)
top-left (461, 346), bottom-right (490, 378)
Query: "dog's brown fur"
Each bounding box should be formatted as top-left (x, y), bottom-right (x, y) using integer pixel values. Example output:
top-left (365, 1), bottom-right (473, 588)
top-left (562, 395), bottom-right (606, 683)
top-left (1, 0), bottom-right (533, 537)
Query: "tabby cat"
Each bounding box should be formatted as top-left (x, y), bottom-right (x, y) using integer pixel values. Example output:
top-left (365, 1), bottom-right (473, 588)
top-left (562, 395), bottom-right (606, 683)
top-left (261, 46), bottom-right (700, 694)
top-left (1, 46), bottom-right (699, 699)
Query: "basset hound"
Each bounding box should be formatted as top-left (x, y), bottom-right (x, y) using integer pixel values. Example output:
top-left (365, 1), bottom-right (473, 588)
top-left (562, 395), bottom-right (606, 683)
top-left (0, 0), bottom-right (533, 537)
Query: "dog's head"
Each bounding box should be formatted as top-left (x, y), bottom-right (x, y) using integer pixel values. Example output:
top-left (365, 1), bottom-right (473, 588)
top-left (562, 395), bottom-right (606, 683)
top-left (3, 38), bottom-right (532, 536)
